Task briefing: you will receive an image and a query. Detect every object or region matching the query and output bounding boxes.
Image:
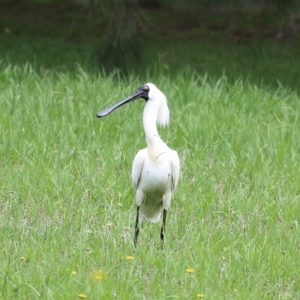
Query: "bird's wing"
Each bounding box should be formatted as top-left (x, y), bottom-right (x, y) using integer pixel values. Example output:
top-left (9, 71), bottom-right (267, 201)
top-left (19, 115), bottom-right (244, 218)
top-left (132, 149), bottom-right (146, 191)
top-left (170, 150), bottom-right (180, 193)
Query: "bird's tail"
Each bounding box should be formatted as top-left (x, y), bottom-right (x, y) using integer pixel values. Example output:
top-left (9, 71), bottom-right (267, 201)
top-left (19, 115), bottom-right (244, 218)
top-left (139, 203), bottom-right (163, 223)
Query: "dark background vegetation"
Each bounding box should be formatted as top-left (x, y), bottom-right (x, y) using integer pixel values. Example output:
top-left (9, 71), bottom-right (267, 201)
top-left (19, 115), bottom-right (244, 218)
top-left (0, 0), bottom-right (300, 89)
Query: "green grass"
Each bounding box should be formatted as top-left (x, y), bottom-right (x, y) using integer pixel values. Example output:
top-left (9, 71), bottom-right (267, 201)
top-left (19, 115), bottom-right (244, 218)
top-left (1, 66), bottom-right (300, 299)
top-left (1, 2), bottom-right (300, 90)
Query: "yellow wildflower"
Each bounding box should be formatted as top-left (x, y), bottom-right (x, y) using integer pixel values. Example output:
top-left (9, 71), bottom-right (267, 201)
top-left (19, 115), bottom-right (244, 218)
top-left (92, 270), bottom-right (105, 281)
top-left (78, 293), bottom-right (87, 298)
top-left (126, 255), bottom-right (134, 261)
top-left (186, 268), bottom-right (194, 273)
top-left (71, 271), bottom-right (77, 275)
top-left (197, 294), bottom-right (204, 298)
top-left (20, 256), bottom-right (29, 262)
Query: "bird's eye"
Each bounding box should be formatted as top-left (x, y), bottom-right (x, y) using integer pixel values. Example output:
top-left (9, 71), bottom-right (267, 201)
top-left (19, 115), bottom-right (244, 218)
top-left (144, 85), bottom-right (149, 91)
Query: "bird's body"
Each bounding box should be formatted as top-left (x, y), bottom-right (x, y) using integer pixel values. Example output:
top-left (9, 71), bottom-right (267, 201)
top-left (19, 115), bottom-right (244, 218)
top-left (133, 147), bottom-right (179, 223)
top-left (97, 83), bottom-right (180, 246)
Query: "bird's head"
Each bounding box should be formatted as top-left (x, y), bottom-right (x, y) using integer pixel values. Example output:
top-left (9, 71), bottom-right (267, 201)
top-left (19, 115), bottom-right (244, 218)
top-left (144, 83), bottom-right (169, 127)
top-left (96, 83), bottom-right (170, 126)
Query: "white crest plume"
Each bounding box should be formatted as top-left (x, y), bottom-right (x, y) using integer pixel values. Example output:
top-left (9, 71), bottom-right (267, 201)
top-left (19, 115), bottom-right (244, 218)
top-left (146, 83), bottom-right (170, 127)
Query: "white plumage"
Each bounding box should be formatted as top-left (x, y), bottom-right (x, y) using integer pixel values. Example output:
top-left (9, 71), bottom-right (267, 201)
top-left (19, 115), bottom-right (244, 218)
top-left (97, 83), bottom-right (180, 246)
top-left (132, 83), bottom-right (180, 217)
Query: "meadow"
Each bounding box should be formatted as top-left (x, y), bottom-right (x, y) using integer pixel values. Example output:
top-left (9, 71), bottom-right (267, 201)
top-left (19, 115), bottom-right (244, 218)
top-left (1, 65), bottom-right (300, 299)
top-left (1, 3), bottom-right (300, 299)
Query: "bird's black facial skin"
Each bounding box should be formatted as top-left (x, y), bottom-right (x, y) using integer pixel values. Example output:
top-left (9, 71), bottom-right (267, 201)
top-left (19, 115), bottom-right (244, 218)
top-left (140, 84), bottom-right (149, 101)
top-left (96, 84), bottom-right (150, 118)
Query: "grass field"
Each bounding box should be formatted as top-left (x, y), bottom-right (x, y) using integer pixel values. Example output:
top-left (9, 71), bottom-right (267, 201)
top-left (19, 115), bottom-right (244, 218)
top-left (1, 2), bottom-right (300, 299)
top-left (1, 65), bottom-right (300, 299)
top-left (1, 2), bottom-right (300, 90)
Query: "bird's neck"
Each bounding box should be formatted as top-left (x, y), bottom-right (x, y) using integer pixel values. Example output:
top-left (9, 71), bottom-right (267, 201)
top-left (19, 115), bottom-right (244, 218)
top-left (143, 104), bottom-right (165, 151)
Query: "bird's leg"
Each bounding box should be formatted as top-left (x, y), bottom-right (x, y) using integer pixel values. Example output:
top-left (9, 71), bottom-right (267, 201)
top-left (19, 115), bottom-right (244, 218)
top-left (160, 209), bottom-right (167, 242)
top-left (134, 206), bottom-right (140, 247)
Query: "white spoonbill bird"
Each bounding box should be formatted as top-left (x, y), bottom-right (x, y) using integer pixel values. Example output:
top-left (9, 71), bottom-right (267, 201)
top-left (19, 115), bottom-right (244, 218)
top-left (96, 83), bottom-right (180, 247)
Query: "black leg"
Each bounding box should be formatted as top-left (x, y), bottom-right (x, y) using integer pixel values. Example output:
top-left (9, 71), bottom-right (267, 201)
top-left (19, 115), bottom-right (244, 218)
top-left (134, 206), bottom-right (140, 247)
top-left (160, 209), bottom-right (167, 242)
